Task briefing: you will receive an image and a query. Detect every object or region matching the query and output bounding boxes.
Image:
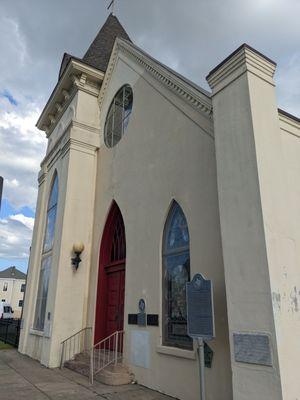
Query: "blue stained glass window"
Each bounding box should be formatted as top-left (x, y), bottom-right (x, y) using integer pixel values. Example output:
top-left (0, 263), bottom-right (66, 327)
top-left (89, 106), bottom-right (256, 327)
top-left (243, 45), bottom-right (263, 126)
top-left (165, 206), bottom-right (189, 252)
top-left (163, 202), bottom-right (192, 349)
top-left (33, 255), bottom-right (51, 331)
top-left (43, 207), bottom-right (57, 253)
top-left (34, 173), bottom-right (58, 331)
top-left (48, 176), bottom-right (58, 211)
top-left (43, 175), bottom-right (58, 253)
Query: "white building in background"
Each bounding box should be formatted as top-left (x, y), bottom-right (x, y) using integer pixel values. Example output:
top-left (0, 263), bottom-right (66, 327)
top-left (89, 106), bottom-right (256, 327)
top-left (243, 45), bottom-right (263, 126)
top-left (19, 13), bottom-right (300, 400)
top-left (0, 266), bottom-right (26, 318)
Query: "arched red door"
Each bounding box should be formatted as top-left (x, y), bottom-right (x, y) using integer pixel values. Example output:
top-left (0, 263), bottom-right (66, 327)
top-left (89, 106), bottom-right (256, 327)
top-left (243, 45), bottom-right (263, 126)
top-left (94, 202), bottom-right (126, 344)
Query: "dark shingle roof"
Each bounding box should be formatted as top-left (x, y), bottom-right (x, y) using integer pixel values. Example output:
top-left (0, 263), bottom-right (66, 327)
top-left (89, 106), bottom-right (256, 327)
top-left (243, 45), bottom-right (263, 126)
top-left (82, 13), bottom-right (131, 72)
top-left (0, 266), bottom-right (26, 280)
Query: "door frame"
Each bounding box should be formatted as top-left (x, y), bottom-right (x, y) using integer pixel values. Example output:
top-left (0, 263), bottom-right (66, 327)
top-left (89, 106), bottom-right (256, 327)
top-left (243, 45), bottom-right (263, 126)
top-left (94, 201), bottom-right (126, 344)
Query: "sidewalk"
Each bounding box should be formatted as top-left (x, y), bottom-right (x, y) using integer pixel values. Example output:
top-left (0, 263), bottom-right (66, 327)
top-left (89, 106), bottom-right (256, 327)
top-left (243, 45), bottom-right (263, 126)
top-left (0, 349), bottom-right (174, 400)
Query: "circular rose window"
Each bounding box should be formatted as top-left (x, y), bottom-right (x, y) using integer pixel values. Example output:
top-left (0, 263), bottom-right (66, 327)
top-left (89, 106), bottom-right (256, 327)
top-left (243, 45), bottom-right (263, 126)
top-left (104, 85), bottom-right (133, 147)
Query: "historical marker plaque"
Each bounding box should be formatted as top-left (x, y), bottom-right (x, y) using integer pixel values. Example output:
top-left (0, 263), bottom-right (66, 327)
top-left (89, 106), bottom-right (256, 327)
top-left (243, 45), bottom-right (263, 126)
top-left (137, 298), bottom-right (146, 327)
top-left (233, 333), bottom-right (272, 366)
top-left (186, 274), bottom-right (215, 339)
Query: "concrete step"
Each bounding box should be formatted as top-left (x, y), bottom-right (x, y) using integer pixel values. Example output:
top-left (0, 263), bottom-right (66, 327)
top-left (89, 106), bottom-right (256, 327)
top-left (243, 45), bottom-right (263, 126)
top-left (96, 363), bottom-right (134, 386)
top-left (64, 351), bottom-right (134, 386)
top-left (64, 359), bottom-right (90, 377)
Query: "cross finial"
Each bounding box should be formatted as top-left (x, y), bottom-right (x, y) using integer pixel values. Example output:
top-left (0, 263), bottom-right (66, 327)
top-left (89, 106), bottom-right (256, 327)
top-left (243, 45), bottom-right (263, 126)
top-left (107, 0), bottom-right (116, 15)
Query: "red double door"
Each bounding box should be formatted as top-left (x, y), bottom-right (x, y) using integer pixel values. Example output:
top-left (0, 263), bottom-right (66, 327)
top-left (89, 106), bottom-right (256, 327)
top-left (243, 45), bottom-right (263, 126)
top-left (95, 202), bottom-right (126, 345)
top-left (105, 265), bottom-right (125, 336)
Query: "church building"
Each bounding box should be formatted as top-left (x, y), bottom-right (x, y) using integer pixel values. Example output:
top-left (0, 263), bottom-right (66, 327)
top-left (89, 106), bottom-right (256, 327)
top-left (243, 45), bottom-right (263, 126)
top-left (19, 14), bottom-right (300, 400)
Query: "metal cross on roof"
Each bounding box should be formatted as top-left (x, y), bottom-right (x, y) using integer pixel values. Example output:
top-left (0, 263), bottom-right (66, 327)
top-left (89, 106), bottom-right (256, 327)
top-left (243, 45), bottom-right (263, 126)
top-left (107, 0), bottom-right (116, 15)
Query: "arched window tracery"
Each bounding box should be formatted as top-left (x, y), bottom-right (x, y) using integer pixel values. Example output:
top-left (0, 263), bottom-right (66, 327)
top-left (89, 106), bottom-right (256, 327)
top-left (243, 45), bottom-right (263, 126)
top-left (162, 201), bottom-right (192, 348)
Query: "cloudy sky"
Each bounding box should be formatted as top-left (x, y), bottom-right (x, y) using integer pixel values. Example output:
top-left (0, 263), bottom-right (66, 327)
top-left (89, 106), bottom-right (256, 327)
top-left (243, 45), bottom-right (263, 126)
top-left (0, 0), bottom-right (299, 273)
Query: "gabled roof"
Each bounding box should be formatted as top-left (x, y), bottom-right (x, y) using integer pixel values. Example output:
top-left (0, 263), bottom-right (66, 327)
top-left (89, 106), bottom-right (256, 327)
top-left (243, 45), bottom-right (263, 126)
top-left (82, 13), bottom-right (131, 72)
top-left (0, 266), bottom-right (26, 280)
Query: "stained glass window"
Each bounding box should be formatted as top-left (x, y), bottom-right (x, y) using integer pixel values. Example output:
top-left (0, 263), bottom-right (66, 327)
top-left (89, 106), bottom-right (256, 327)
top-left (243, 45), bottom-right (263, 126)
top-left (162, 202), bottom-right (192, 349)
top-left (34, 173), bottom-right (58, 331)
top-left (43, 175), bottom-right (58, 252)
top-left (104, 85), bottom-right (133, 148)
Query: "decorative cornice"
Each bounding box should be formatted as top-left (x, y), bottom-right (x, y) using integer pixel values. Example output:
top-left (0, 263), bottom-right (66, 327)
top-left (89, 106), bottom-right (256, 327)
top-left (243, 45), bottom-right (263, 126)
top-left (278, 108), bottom-right (300, 138)
top-left (72, 119), bottom-right (101, 135)
top-left (38, 169), bottom-right (46, 186)
top-left (278, 108), bottom-right (300, 125)
top-left (98, 38), bottom-right (212, 118)
top-left (37, 59), bottom-right (104, 136)
top-left (207, 44), bottom-right (277, 95)
top-left (41, 119), bottom-right (100, 168)
top-left (61, 137), bottom-right (99, 159)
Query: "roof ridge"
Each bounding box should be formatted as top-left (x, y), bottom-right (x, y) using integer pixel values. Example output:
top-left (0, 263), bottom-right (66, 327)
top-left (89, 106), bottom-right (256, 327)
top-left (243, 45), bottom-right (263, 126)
top-left (0, 266), bottom-right (26, 279)
top-left (117, 38), bottom-right (211, 98)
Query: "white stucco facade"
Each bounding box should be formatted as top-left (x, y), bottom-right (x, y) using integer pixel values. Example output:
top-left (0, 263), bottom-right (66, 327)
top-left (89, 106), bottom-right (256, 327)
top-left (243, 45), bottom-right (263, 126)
top-left (19, 17), bottom-right (300, 400)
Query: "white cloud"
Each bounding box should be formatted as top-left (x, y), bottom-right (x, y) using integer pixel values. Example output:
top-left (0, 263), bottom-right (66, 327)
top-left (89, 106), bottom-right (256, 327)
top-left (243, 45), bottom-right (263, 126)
top-left (0, 214), bottom-right (34, 259)
top-left (0, 108), bottom-right (44, 143)
top-left (10, 214), bottom-right (35, 231)
top-left (0, 105), bottom-right (47, 209)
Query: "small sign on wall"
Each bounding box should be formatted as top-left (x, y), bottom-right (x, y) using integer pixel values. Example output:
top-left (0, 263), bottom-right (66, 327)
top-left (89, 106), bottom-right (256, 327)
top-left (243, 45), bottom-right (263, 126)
top-left (137, 299), bottom-right (146, 327)
top-left (233, 333), bottom-right (272, 367)
top-left (130, 330), bottom-right (150, 369)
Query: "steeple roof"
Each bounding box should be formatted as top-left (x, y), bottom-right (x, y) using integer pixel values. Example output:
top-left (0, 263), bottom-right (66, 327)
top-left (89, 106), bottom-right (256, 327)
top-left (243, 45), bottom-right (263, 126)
top-left (82, 13), bottom-right (131, 72)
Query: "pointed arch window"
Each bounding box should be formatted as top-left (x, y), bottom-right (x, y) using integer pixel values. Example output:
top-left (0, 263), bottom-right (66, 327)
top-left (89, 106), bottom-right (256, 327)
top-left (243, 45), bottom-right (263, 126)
top-left (162, 202), bottom-right (192, 349)
top-left (33, 173), bottom-right (58, 331)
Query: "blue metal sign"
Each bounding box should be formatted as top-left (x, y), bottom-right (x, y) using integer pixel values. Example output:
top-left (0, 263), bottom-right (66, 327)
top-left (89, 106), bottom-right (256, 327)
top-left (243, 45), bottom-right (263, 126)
top-left (186, 274), bottom-right (215, 339)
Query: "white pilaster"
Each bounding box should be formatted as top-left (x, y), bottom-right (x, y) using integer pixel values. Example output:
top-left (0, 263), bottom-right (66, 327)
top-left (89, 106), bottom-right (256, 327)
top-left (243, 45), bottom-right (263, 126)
top-left (207, 44), bottom-right (296, 399)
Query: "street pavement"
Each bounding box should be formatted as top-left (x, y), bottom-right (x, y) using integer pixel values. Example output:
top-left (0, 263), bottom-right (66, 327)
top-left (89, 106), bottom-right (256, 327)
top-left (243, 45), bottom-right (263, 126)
top-left (0, 349), bottom-right (174, 400)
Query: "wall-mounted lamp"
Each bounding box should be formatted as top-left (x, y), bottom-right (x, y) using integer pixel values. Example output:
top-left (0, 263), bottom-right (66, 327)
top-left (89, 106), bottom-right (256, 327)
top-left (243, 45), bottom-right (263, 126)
top-left (72, 242), bottom-right (84, 270)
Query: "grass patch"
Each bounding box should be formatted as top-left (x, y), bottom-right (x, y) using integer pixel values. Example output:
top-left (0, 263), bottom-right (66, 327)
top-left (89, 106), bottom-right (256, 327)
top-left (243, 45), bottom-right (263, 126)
top-left (0, 341), bottom-right (13, 350)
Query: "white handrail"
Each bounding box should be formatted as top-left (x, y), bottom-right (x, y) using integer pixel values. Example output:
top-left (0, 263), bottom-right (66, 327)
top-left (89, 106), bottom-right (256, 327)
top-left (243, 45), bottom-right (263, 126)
top-left (90, 330), bottom-right (124, 385)
top-left (60, 327), bottom-right (92, 369)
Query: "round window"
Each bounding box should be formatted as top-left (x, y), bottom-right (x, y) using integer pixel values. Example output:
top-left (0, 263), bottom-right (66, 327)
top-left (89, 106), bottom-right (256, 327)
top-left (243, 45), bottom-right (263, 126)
top-left (104, 85), bottom-right (133, 148)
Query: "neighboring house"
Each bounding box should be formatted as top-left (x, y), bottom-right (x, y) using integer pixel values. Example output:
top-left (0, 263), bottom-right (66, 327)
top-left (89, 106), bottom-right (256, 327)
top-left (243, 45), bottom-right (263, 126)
top-left (19, 13), bottom-right (300, 400)
top-left (0, 266), bottom-right (26, 318)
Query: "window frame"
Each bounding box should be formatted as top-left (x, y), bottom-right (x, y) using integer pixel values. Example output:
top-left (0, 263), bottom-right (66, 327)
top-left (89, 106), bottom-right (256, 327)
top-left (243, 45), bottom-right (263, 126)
top-left (104, 85), bottom-right (133, 148)
top-left (162, 202), bottom-right (192, 350)
top-left (3, 282), bottom-right (8, 292)
top-left (33, 173), bottom-right (59, 332)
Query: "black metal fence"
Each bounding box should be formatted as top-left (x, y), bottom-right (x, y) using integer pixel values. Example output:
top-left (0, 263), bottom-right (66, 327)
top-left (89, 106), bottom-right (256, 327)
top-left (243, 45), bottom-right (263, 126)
top-left (0, 319), bottom-right (21, 347)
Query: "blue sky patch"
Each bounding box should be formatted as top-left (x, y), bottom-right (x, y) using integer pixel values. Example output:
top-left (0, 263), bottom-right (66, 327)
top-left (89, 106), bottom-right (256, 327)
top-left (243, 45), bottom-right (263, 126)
top-left (1, 89), bottom-right (18, 106)
top-left (0, 199), bottom-right (35, 219)
top-left (0, 259), bottom-right (28, 273)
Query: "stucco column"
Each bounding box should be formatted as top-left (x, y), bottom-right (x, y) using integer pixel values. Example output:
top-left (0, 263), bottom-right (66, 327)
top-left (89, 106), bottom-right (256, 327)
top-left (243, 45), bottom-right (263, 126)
top-left (44, 123), bottom-right (99, 368)
top-left (19, 168), bottom-right (48, 354)
top-left (206, 44), bottom-right (295, 399)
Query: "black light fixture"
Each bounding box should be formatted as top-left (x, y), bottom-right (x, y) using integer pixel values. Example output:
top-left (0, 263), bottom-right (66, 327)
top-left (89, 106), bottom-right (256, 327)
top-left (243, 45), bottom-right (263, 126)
top-left (72, 242), bottom-right (84, 270)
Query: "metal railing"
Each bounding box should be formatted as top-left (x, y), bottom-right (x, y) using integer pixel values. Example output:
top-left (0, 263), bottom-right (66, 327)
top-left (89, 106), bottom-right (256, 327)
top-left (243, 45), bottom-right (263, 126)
top-left (90, 330), bottom-right (124, 384)
top-left (60, 327), bottom-right (92, 369)
top-left (0, 319), bottom-right (21, 347)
